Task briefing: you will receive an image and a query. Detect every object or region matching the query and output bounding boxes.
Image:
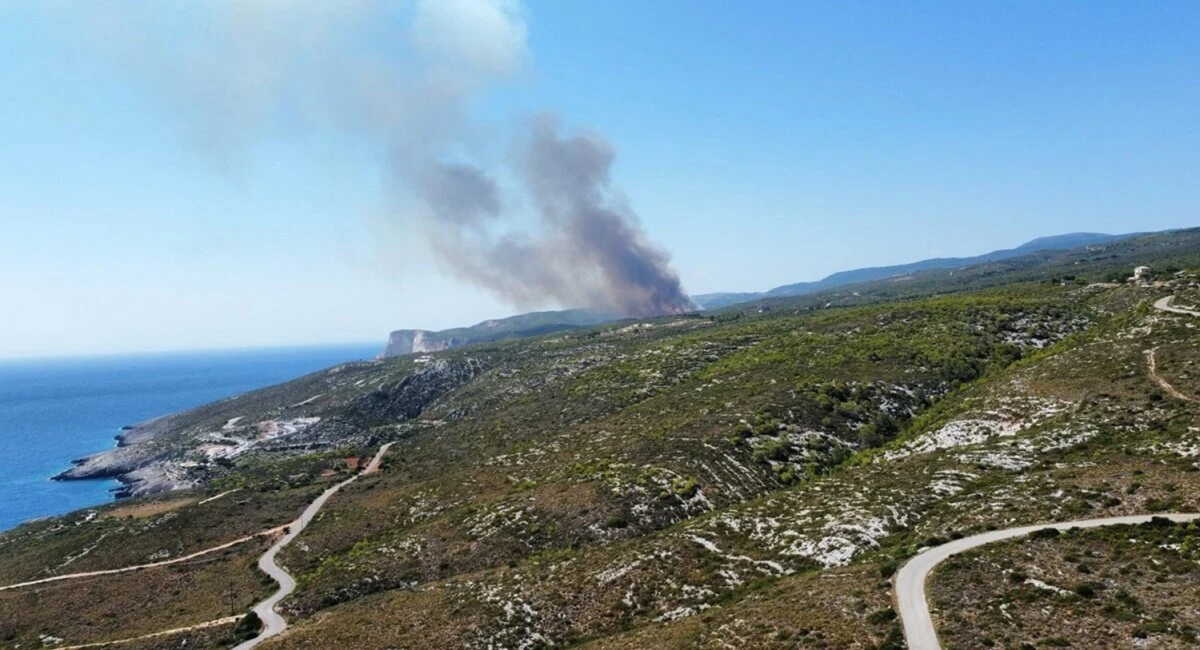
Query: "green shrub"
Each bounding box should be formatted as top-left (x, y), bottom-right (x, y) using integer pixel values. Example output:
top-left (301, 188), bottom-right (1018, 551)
top-left (752, 439), bottom-right (791, 464)
top-left (671, 477), bottom-right (699, 498)
top-left (1030, 528), bottom-right (1061, 540)
top-left (1073, 582), bottom-right (1104, 598)
top-left (233, 611), bottom-right (262, 641)
top-left (605, 515), bottom-right (629, 529)
top-left (866, 608), bottom-right (897, 624)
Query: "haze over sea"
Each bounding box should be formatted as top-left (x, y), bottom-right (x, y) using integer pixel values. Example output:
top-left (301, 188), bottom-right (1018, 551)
top-left (0, 343), bottom-right (379, 532)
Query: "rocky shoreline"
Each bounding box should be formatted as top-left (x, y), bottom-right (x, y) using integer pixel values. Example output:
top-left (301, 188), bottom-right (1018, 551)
top-left (53, 415), bottom-right (195, 498)
top-left (50, 356), bottom-right (484, 500)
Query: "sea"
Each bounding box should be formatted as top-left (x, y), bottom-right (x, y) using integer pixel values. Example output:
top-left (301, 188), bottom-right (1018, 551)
top-left (0, 343), bottom-right (380, 532)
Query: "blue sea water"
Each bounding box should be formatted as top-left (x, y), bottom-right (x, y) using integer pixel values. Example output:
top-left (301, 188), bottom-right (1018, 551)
top-left (0, 343), bottom-right (380, 532)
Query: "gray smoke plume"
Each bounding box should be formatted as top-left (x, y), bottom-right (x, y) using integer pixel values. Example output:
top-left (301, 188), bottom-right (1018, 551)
top-left (417, 117), bottom-right (694, 317)
top-left (55, 0), bottom-right (692, 317)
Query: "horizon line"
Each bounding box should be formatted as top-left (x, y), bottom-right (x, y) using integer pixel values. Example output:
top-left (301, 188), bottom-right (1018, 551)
top-left (0, 340), bottom-right (384, 365)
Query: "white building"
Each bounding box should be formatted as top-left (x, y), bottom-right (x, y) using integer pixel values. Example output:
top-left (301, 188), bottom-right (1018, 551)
top-left (1130, 266), bottom-right (1152, 284)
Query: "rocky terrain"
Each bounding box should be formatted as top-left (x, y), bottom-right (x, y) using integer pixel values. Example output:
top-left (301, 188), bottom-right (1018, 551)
top-left (378, 309), bottom-right (617, 358)
top-left (2, 228), bottom-right (1198, 649)
top-left (930, 519), bottom-right (1200, 648)
top-left (54, 356), bottom-right (482, 497)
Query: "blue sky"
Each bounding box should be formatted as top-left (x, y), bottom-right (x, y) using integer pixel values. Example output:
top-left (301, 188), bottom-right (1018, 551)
top-left (1, 1), bottom-right (1196, 358)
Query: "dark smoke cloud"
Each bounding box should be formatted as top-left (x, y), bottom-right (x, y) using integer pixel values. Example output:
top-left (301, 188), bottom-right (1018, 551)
top-left (418, 116), bottom-right (694, 317)
top-left (416, 164), bottom-right (502, 228)
top-left (56, 1), bottom-right (691, 317)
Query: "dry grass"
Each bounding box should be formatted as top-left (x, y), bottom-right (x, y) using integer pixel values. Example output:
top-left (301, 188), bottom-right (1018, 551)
top-left (929, 520), bottom-right (1200, 649)
top-left (101, 498), bottom-right (197, 520)
top-left (0, 546), bottom-right (271, 648)
top-left (580, 564), bottom-right (901, 649)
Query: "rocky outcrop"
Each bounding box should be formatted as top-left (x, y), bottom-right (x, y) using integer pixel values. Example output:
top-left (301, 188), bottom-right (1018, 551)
top-left (378, 309), bottom-right (618, 359)
top-left (380, 330), bottom-right (458, 358)
top-left (54, 356), bottom-right (485, 499)
top-left (330, 358), bottom-right (484, 429)
top-left (55, 446), bottom-right (198, 498)
top-left (55, 444), bottom-right (160, 482)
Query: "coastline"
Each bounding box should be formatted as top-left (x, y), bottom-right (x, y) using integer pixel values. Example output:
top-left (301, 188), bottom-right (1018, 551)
top-left (0, 343), bottom-right (380, 533)
top-left (53, 414), bottom-right (186, 498)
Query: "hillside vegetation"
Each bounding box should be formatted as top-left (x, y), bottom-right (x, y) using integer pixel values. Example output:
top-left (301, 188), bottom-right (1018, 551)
top-left (1, 228), bottom-right (1199, 649)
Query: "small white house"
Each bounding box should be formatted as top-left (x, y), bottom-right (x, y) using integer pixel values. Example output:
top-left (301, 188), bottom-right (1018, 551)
top-left (1130, 266), bottom-right (1152, 285)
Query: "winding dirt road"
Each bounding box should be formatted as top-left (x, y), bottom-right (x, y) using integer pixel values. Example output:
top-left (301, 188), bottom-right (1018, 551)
top-left (1147, 348), bottom-right (1197, 403)
top-left (2, 443), bottom-right (394, 648)
top-left (1147, 296), bottom-right (1199, 402)
top-left (233, 442), bottom-right (394, 650)
top-left (895, 513), bottom-right (1200, 650)
top-left (57, 616), bottom-right (240, 650)
top-left (0, 525), bottom-right (286, 593)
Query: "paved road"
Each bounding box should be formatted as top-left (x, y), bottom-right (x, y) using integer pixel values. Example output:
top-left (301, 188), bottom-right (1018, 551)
top-left (895, 514), bottom-right (1199, 649)
top-left (896, 295), bottom-right (1200, 648)
top-left (1154, 295), bottom-right (1200, 317)
top-left (234, 442), bottom-right (395, 650)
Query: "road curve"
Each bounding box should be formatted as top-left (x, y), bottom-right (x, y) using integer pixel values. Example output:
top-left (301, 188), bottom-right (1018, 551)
top-left (895, 513), bottom-right (1200, 650)
top-left (896, 294), bottom-right (1200, 648)
top-left (1147, 295), bottom-right (1199, 402)
top-left (234, 442), bottom-right (395, 650)
top-left (1153, 295), bottom-right (1200, 318)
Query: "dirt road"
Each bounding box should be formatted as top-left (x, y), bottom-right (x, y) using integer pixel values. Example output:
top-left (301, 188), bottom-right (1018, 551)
top-left (233, 442), bottom-right (394, 650)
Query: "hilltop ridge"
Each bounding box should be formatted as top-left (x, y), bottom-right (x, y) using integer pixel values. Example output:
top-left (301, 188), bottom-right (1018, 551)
top-left (380, 232), bottom-right (1141, 358)
top-left (379, 231), bottom-right (1145, 355)
top-left (695, 231), bottom-right (1135, 309)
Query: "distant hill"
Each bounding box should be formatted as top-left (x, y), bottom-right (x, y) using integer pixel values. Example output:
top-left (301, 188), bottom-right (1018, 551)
top-left (690, 292), bottom-right (762, 310)
top-left (763, 232), bottom-right (1134, 299)
top-left (379, 309), bottom-right (617, 358)
top-left (715, 227), bottom-right (1199, 317)
top-left (383, 231), bottom-right (1146, 356)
